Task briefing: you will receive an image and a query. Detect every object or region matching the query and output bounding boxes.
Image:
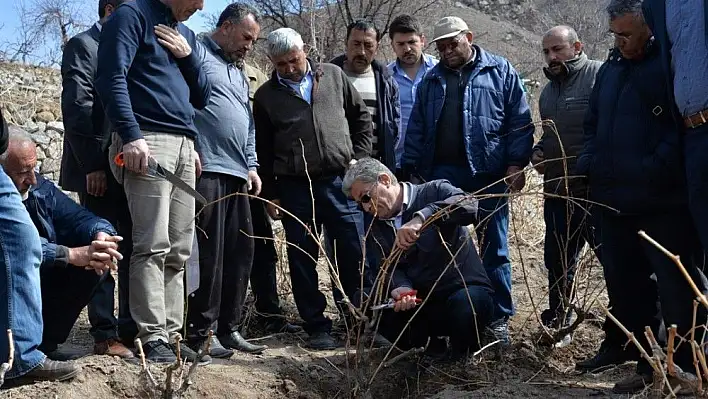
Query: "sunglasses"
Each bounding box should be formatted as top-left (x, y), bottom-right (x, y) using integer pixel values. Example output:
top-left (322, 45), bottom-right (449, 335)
top-left (435, 33), bottom-right (466, 53)
top-left (357, 184), bottom-right (376, 208)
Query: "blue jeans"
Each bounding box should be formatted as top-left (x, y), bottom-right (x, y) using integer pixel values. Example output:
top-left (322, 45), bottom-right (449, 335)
top-left (278, 176), bottom-right (368, 334)
top-left (431, 165), bottom-right (513, 320)
top-left (0, 166), bottom-right (45, 378)
top-left (543, 198), bottom-right (596, 316)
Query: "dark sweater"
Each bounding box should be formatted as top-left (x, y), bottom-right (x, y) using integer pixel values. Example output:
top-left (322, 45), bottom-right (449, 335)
top-left (253, 61), bottom-right (373, 199)
top-left (0, 107), bottom-right (7, 154)
top-left (369, 180), bottom-right (493, 299)
top-left (95, 0), bottom-right (211, 144)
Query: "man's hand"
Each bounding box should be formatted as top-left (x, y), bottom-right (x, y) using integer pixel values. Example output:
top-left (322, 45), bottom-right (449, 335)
top-left (267, 199), bottom-right (283, 220)
top-left (194, 150), bottom-right (202, 178)
top-left (154, 24), bottom-right (192, 58)
top-left (69, 233), bottom-right (124, 275)
top-left (86, 170), bottom-right (107, 197)
top-left (248, 171), bottom-right (262, 196)
top-left (395, 215), bottom-right (424, 250)
top-left (391, 287), bottom-right (419, 312)
top-left (122, 139), bottom-right (150, 175)
top-left (531, 149), bottom-right (545, 174)
top-left (505, 165), bottom-right (526, 193)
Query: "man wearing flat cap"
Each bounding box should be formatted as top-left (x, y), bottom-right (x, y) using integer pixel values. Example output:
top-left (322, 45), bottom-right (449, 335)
top-left (400, 16), bottom-right (534, 346)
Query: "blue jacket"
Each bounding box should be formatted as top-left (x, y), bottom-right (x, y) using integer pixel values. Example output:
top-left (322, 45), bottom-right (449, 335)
top-left (368, 180), bottom-right (493, 299)
top-left (23, 174), bottom-right (116, 269)
top-left (96, 0), bottom-right (211, 144)
top-left (330, 55), bottom-right (401, 171)
top-left (401, 46), bottom-right (533, 179)
top-left (576, 44), bottom-right (685, 214)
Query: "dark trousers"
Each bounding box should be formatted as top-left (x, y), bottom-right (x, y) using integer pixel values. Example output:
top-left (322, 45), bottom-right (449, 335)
top-left (248, 198), bottom-right (282, 318)
top-left (685, 124), bottom-right (708, 255)
top-left (543, 197), bottom-right (596, 317)
top-left (431, 165), bottom-right (512, 321)
top-left (187, 173), bottom-right (254, 340)
top-left (39, 266), bottom-right (103, 352)
top-left (594, 208), bottom-right (707, 374)
top-left (79, 170), bottom-right (136, 343)
top-left (379, 286), bottom-right (494, 352)
top-left (278, 176), bottom-right (368, 334)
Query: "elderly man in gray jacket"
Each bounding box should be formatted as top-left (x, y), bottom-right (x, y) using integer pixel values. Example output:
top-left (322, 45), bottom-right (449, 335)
top-left (531, 26), bottom-right (602, 337)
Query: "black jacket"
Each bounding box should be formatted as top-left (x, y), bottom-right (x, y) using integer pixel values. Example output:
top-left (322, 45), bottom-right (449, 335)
top-left (576, 44), bottom-right (685, 214)
top-left (369, 180), bottom-right (493, 299)
top-left (0, 107), bottom-right (8, 155)
top-left (643, 0), bottom-right (708, 127)
top-left (330, 55), bottom-right (400, 170)
top-left (253, 61), bottom-right (372, 199)
top-left (59, 25), bottom-right (111, 193)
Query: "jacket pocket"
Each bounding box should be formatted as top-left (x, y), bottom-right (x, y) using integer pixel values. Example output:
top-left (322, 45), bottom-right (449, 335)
top-left (565, 97), bottom-right (590, 112)
top-left (292, 139), bottom-right (306, 175)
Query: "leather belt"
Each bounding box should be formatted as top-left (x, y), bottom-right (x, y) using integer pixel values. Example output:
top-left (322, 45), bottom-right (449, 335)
top-left (684, 109), bottom-right (708, 129)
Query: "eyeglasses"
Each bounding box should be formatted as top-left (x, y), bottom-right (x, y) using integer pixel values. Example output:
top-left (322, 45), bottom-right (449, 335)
top-left (435, 33), bottom-right (466, 53)
top-left (357, 184), bottom-right (376, 208)
top-left (608, 30), bottom-right (632, 42)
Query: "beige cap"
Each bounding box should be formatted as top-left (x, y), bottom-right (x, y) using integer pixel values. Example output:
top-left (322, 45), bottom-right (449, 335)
top-left (431, 16), bottom-right (469, 43)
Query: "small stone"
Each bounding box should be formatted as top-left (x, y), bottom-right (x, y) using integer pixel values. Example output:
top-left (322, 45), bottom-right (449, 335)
top-left (36, 122), bottom-right (47, 133)
top-left (46, 121), bottom-right (64, 134)
top-left (40, 158), bottom-right (61, 174)
top-left (34, 111), bottom-right (55, 123)
top-left (30, 133), bottom-right (50, 146)
top-left (35, 146), bottom-right (46, 161)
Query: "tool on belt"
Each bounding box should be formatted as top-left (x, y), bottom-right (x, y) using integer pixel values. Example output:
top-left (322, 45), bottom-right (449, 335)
top-left (114, 152), bottom-right (207, 205)
top-left (371, 289), bottom-right (422, 310)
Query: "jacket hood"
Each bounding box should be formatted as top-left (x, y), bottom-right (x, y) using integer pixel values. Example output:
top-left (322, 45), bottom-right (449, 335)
top-left (543, 52), bottom-right (590, 82)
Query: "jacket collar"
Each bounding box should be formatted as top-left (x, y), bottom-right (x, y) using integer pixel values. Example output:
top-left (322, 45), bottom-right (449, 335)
top-left (201, 35), bottom-right (231, 63)
top-left (330, 54), bottom-right (391, 78)
top-left (426, 45), bottom-right (497, 80)
top-left (390, 53), bottom-right (437, 74)
top-left (542, 52), bottom-right (590, 82)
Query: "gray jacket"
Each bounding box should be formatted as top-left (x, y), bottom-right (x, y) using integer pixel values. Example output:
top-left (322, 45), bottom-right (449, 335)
top-left (537, 53), bottom-right (603, 195)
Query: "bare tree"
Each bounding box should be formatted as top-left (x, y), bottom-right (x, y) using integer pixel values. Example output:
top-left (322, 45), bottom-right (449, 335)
top-left (535, 0), bottom-right (612, 60)
top-left (7, 0), bottom-right (89, 65)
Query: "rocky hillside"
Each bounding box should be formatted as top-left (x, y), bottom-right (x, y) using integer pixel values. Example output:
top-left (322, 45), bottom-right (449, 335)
top-left (0, 62), bottom-right (65, 183)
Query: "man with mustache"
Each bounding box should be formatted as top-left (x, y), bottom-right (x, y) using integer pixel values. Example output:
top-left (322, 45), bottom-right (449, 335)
top-left (96, 0), bottom-right (211, 364)
top-left (386, 14), bottom-right (438, 169)
top-left (531, 26), bottom-right (602, 341)
top-left (185, 3), bottom-right (267, 358)
top-left (401, 16), bottom-right (534, 346)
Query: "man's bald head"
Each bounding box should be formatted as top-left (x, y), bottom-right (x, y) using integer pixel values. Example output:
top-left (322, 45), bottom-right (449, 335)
top-left (542, 25), bottom-right (583, 77)
top-left (0, 126), bottom-right (38, 199)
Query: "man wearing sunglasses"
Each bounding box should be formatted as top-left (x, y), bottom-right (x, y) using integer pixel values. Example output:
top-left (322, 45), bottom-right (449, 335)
top-left (400, 16), bottom-right (534, 346)
top-left (342, 157), bottom-right (494, 358)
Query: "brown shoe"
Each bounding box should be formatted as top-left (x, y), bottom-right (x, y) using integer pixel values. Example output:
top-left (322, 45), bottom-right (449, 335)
top-left (95, 338), bottom-right (135, 359)
top-left (21, 358), bottom-right (81, 382)
top-left (612, 372), bottom-right (652, 394)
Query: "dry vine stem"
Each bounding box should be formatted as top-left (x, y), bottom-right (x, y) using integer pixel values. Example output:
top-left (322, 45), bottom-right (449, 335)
top-left (0, 329), bottom-right (15, 388)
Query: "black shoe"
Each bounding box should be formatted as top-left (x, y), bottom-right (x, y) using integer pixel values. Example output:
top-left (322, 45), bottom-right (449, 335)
top-left (575, 341), bottom-right (638, 372)
top-left (44, 345), bottom-right (85, 361)
top-left (191, 336), bottom-right (234, 359)
top-left (307, 332), bottom-right (338, 350)
top-left (142, 340), bottom-right (177, 364)
top-left (485, 318), bottom-right (511, 347)
top-left (612, 372), bottom-right (652, 394)
top-left (170, 342), bottom-right (212, 365)
top-left (263, 318), bottom-right (304, 334)
top-left (21, 358), bottom-right (81, 382)
top-left (541, 308), bottom-right (573, 329)
top-left (219, 331), bottom-right (267, 354)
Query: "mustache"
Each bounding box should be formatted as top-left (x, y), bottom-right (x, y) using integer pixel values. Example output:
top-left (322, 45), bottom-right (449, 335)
top-left (548, 61), bottom-right (564, 68)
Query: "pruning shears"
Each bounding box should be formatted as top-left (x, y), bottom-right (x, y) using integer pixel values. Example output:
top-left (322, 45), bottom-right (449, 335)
top-left (371, 289), bottom-right (422, 310)
top-left (114, 152), bottom-right (207, 205)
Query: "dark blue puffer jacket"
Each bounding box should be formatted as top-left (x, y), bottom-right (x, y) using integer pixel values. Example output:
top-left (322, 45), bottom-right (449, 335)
top-left (23, 174), bottom-right (116, 268)
top-left (576, 42), bottom-right (686, 214)
top-left (401, 46), bottom-right (533, 179)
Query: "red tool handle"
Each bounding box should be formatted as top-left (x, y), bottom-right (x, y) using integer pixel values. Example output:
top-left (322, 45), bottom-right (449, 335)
top-left (398, 289), bottom-right (422, 304)
top-left (114, 152), bottom-right (125, 167)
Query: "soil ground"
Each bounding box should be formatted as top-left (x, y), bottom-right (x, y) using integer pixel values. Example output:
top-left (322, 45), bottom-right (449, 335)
top-left (1, 179), bottom-right (643, 398)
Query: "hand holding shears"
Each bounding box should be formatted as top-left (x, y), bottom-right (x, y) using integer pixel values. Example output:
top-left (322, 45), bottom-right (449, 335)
top-left (372, 288), bottom-right (422, 312)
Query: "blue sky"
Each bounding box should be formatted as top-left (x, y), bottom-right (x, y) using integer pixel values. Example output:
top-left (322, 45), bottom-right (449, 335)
top-left (0, 0), bottom-right (235, 63)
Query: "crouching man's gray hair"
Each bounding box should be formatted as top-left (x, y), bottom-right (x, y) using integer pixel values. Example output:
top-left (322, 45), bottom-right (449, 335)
top-left (0, 126), bottom-right (34, 164)
top-left (342, 157), bottom-right (398, 198)
top-left (266, 27), bottom-right (305, 59)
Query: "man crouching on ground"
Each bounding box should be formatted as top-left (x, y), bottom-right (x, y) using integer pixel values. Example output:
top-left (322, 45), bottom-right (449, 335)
top-left (342, 157), bottom-right (495, 358)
